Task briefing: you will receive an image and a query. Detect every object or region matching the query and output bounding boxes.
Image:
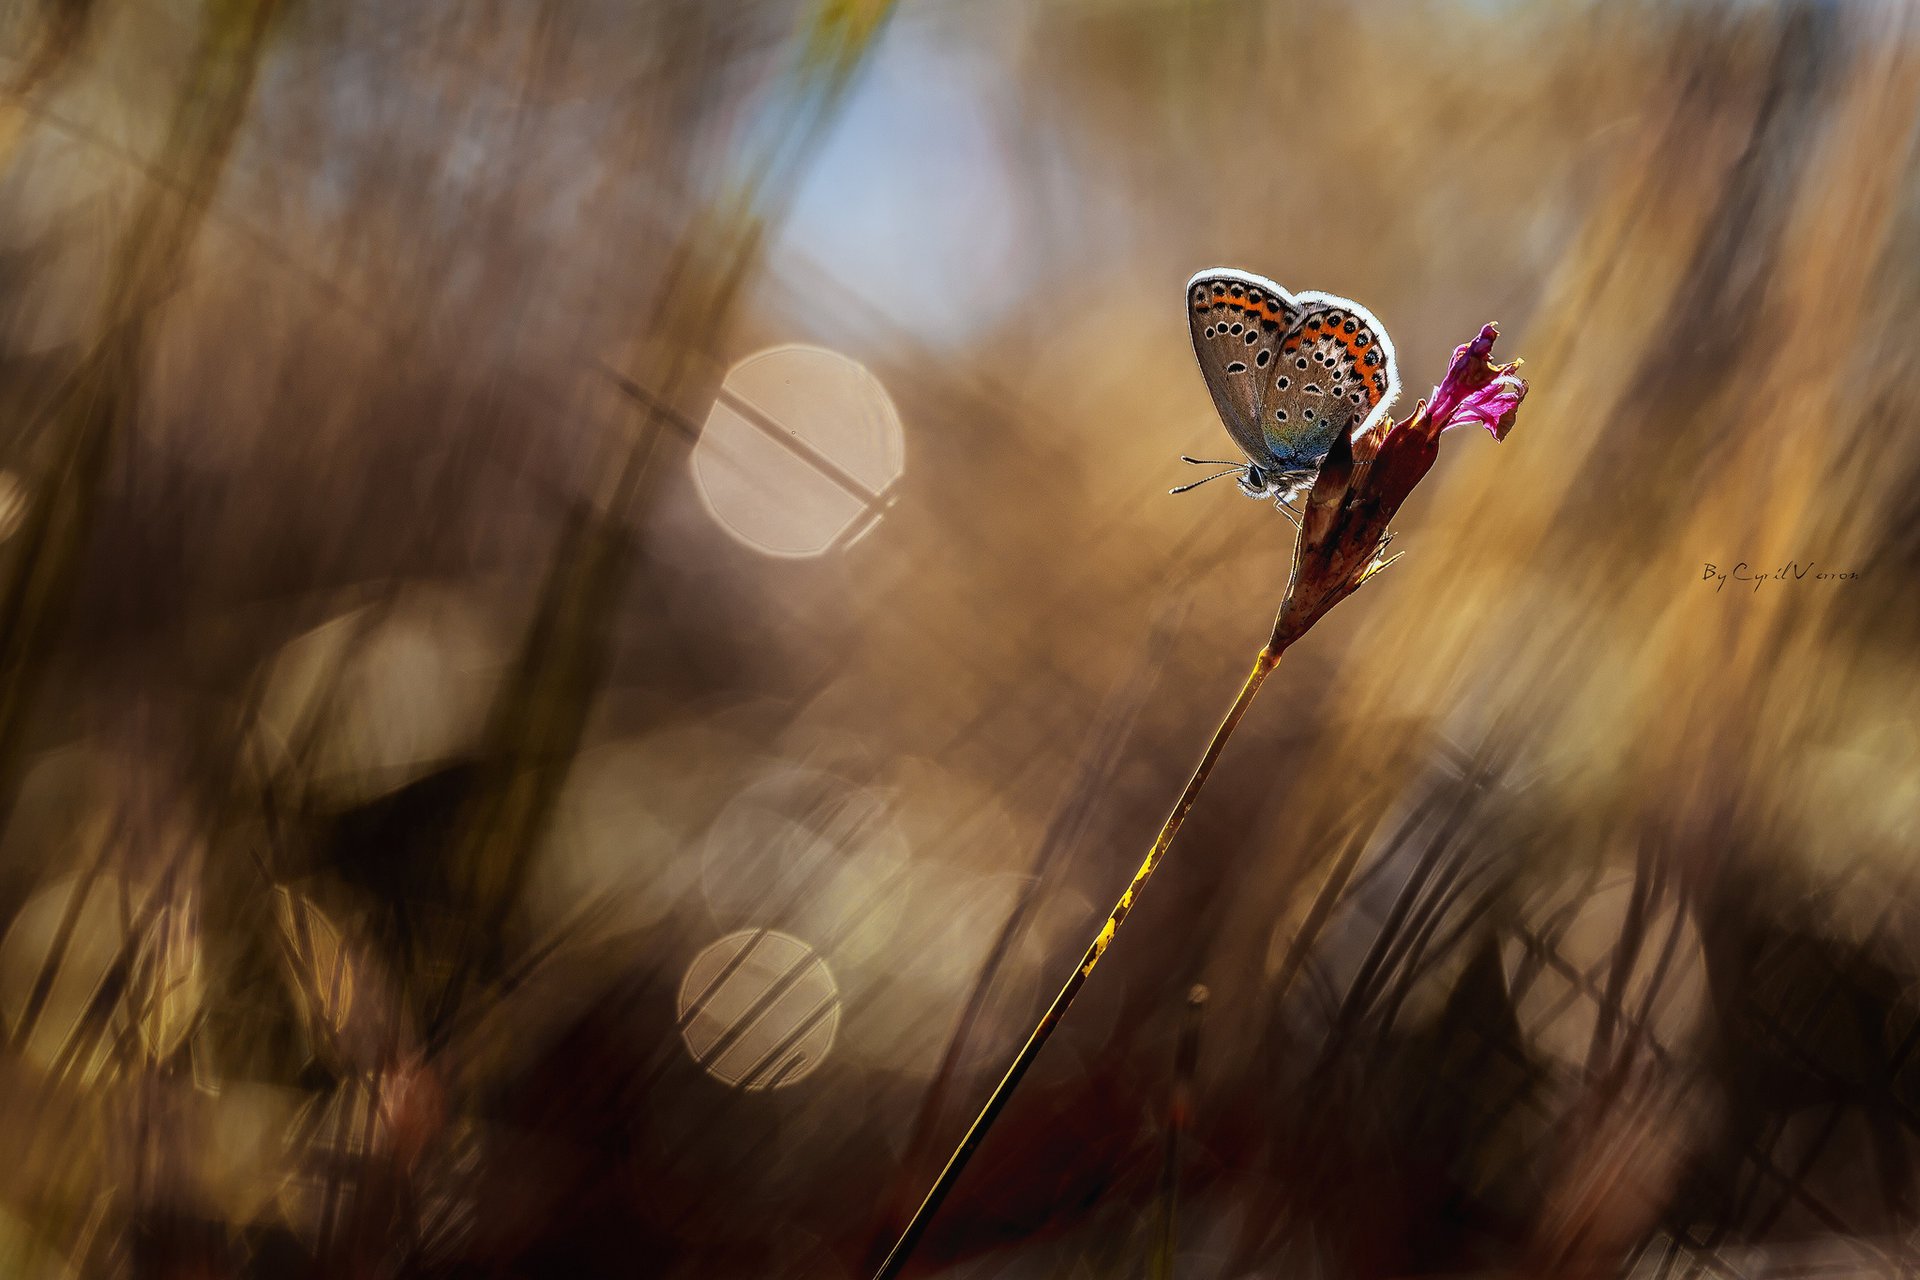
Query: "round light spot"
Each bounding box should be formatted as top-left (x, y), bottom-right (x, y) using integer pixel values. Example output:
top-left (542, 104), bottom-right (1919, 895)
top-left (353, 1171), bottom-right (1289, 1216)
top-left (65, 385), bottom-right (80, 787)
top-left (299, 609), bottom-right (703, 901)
top-left (693, 346), bottom-right (904, 558)
top-left (1500, 871), bottom-right (1706, 1074)
top-left (250, 588), bottom-right (501, 808)
top-left (701, 766), bottom-right (910, 965)
top-left (678, 929), bottom-right (840, 1090)
top-left (0, 867), bottom-right (204, 1078)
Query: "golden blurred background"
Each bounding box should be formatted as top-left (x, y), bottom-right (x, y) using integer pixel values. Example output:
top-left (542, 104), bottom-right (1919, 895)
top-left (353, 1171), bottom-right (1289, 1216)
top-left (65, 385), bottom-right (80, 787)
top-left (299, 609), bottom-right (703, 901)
top-left (0, 0), bottom-right (1917, 1276)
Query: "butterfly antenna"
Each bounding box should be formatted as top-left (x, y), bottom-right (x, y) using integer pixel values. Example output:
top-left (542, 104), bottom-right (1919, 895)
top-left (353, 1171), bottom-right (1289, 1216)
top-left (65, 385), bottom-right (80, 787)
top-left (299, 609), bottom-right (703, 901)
top-left (1169, 467), bottom-right (1241, 495)
top-left (1180, 455), bottom-right (1244, 467)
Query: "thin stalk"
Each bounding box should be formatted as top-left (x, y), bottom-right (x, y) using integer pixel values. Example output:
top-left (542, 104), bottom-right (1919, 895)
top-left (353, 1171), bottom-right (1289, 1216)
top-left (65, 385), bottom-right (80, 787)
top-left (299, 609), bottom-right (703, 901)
top-left (865, 594), bottom-right (1188, 1272)
top-left (869, 645), bottom-right (1284, 1280)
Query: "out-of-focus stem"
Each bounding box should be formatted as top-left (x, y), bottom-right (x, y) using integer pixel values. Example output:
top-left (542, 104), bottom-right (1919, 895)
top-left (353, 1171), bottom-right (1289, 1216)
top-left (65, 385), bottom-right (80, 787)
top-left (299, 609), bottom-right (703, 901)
top-left (1152, 983), bottom-right (1209, 1280)
top-left (436, 0), bottom-right (897, 1027)
top-left (870, 646), bottom-right (1283, 1280)
top-left (0, 0), bottom-right (282, 808)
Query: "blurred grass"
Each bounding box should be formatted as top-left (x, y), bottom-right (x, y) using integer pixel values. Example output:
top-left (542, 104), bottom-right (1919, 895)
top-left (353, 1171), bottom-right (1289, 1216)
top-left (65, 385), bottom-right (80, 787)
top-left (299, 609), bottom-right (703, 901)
top-left (0, 1), bottom-right (1915, 1278)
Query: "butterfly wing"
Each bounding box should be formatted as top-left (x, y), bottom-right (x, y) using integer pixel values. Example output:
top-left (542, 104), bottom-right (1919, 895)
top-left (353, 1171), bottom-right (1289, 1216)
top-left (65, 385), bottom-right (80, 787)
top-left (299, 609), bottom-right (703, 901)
top-left (1187, 268), bottom-right (1306, 471)
top-left (1260, 292), bottom-right (1399, 469)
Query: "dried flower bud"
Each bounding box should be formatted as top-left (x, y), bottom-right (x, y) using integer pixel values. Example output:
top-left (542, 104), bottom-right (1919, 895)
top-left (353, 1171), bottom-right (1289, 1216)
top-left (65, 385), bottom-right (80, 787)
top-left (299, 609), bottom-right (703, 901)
top-left (1270, 323), bottom-right (1529, 651)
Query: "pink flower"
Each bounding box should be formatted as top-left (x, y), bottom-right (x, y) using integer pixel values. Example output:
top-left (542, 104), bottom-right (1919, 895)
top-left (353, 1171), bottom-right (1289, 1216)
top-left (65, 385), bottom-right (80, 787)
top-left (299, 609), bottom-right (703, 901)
top-left (1268, 323), bottom-right (1528, 652)
top-left (1429, 324), bottom-right (1527, 441)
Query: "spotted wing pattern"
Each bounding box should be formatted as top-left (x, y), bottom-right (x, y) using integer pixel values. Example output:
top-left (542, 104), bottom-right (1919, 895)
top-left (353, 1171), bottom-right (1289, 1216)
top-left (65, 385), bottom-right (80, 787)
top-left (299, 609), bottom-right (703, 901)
top-left (1188, 269), bottom-right (1400, 481)
top-left (1260, 293), bottom-right (1399, 469)
top-left (1187, 269), bottom-right (1306, 472)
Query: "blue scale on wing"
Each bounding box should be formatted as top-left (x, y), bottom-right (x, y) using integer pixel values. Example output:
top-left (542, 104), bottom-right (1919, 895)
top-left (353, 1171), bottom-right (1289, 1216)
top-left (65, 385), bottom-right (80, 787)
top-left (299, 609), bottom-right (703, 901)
top-left (1262, 306), bottom-right (1375, 470)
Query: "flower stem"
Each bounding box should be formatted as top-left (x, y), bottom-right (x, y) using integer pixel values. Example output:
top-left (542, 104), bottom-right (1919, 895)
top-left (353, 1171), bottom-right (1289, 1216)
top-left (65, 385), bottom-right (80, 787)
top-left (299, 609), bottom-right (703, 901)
top-left (869, 645), bottom-right (1284, 1280)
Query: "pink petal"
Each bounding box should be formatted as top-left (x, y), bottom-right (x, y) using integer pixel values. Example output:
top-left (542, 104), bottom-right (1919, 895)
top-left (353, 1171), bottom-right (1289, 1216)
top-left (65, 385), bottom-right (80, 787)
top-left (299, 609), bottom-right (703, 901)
top-left (1446, 370), bottom-right (1528, 440)
top-left (1427, 323), bottom-right (1528, 439)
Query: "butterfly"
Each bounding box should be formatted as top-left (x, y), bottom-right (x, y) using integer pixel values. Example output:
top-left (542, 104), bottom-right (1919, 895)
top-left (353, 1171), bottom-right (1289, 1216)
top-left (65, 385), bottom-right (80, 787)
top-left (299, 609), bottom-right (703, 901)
top-left (1177, 267), bottom-right (1400, 508)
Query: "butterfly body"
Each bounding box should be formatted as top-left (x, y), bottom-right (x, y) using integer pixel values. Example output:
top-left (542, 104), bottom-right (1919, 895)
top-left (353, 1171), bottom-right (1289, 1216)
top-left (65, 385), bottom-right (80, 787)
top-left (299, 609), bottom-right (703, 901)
top-left (1184, 267), bottom-right (1400, 505)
